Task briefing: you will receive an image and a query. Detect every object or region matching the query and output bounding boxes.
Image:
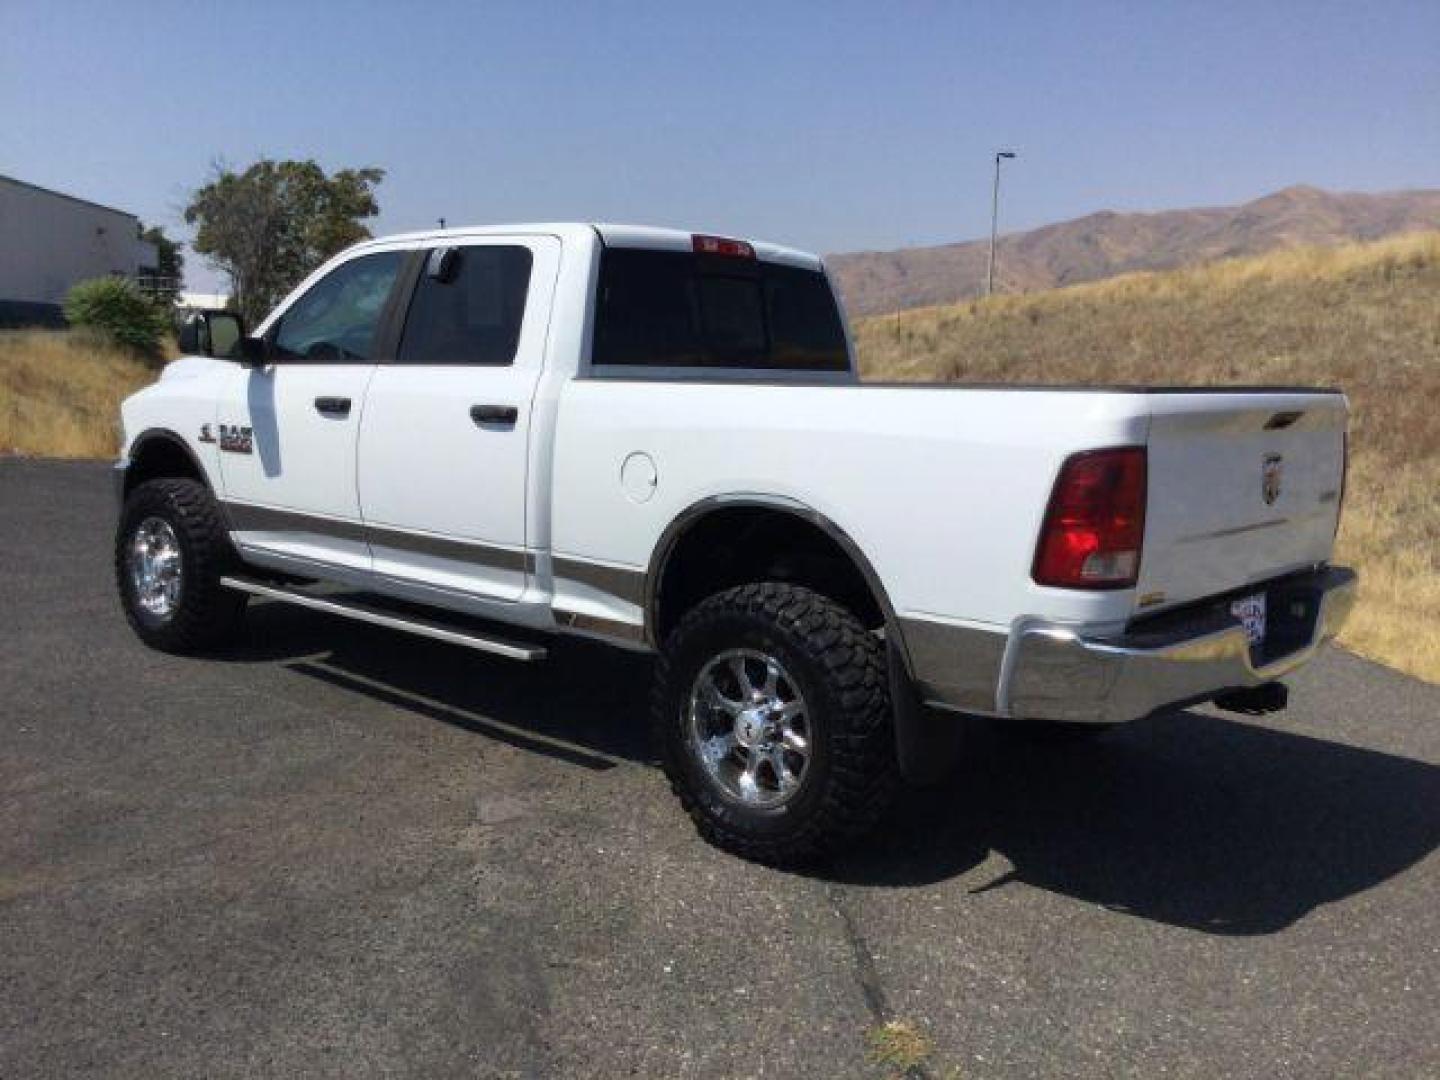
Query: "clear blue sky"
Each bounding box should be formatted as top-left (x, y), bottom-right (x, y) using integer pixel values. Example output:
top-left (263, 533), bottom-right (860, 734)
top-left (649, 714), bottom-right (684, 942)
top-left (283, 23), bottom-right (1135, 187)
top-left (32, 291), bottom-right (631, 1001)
top-left (3, 1), bottom-right (1436, 292)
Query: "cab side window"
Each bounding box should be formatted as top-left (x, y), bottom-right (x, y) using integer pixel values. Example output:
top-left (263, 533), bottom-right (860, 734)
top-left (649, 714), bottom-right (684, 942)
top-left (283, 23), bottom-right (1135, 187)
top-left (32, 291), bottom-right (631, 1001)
top-left (396, 245), bottom-right (533, 366)
top-left (272, 251), bottom-right (404, 363)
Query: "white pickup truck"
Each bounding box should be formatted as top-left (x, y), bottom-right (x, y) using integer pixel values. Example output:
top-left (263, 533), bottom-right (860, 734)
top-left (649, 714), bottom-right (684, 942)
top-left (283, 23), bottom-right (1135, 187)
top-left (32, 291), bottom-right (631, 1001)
top-left (115, 223), bottom-right (1356, 864)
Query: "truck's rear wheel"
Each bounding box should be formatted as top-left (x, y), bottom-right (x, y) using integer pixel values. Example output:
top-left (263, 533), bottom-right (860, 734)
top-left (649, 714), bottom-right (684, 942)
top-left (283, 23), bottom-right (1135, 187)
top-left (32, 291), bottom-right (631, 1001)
top-left (652, 583), bottom-right (897, 866)
top-left (115, 478), bottom-right (245, 653)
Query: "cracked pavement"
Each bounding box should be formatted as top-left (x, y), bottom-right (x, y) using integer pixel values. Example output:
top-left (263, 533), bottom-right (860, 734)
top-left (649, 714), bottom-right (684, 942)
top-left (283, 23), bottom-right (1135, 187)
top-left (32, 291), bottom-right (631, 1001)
top-left (3, 459), bottom-right (1438, 1078)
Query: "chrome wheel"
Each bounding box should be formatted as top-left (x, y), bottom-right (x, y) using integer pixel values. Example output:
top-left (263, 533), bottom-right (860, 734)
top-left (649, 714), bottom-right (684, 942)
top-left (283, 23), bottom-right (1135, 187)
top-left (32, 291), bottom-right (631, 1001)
top-left (687, 648), bottom-right (811, 807)
top-left (127, 516), bottom-right (183, 618)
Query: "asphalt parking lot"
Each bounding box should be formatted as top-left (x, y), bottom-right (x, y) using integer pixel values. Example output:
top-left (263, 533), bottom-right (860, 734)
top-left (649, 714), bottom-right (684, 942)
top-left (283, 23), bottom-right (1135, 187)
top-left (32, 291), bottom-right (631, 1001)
top-left (2, 458), bottom-right (1437, 1078)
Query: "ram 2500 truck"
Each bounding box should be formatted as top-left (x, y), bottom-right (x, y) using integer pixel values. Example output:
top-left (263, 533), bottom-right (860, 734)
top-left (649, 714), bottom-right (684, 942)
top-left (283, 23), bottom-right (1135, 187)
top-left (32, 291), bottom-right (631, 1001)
top-left (116, 223), bottom-right (1355, 864)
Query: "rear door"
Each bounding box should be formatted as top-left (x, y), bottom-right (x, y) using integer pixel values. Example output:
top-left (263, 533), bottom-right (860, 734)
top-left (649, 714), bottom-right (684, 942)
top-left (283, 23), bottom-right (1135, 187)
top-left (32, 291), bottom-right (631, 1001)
top-left (357, 235), bottom-right (560, 601)
top-left (1137, 391), bottom-right (1347, 610)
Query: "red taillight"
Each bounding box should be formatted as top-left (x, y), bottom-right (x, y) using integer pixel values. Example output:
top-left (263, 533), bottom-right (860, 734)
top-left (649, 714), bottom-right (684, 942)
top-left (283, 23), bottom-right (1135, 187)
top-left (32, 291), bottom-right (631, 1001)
top-left (1032, 447), bottom-right (1147, 589)
top-left (693, 234), bottom-right (755, 259)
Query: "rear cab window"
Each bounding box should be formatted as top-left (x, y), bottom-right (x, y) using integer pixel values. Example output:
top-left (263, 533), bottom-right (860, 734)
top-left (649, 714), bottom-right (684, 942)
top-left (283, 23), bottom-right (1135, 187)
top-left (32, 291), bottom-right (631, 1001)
top-left (591, 247), bottom-right (851, 375)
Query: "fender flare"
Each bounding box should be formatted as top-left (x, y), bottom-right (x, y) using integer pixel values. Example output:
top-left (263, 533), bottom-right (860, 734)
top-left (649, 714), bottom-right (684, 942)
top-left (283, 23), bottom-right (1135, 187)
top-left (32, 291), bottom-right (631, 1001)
top-left (120, 428), bottom-right (217, 501)
top-left (642, 493), bottom-right (903, 652)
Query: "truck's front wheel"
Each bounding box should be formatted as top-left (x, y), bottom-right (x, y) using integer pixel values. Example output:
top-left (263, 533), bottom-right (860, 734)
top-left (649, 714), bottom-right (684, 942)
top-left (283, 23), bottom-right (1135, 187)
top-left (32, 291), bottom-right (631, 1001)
top-left (652, 583), bottom-right (898, 866)
top-left (115, 478), bottom-right (245, 654)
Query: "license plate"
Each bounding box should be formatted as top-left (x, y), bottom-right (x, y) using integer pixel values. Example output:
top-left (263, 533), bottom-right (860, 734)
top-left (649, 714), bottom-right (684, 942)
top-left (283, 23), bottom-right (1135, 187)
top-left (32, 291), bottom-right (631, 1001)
top-left (1230, 593), bottom-right (1267, 645)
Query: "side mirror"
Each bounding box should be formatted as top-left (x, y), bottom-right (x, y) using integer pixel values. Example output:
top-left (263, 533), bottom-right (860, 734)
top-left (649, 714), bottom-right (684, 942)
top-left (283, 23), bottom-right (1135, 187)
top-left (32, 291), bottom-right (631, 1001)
top-left (177, 314), bottom-right (205, 356)
top-left (177, 310), bottom-right (247, 360)
top-left (207, 312), bottom-right (244, 359)
top-left (427, 246), bottom-right (461, 283)
top-left (235, 335), bottom-right (269, 368)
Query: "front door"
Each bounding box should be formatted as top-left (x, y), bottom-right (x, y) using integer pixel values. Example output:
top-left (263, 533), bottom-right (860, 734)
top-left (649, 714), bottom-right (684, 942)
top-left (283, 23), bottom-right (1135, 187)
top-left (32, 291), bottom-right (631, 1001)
top-left (358, 236), bottom-right (559, 601)
top-left (216, 249), bottom-right (408, 572)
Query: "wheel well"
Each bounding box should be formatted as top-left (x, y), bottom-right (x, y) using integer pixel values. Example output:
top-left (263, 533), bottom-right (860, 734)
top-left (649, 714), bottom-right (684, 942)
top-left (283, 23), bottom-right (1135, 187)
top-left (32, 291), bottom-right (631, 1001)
top-left (124, 434), bottom-right (206, 498)
top-left (651, 506), bottom-right (887, 643)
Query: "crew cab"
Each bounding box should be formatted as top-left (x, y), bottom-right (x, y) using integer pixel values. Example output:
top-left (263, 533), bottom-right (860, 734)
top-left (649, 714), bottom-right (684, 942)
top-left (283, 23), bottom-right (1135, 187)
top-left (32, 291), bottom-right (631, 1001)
top-left (115, 223), bottom-right (1356, 864)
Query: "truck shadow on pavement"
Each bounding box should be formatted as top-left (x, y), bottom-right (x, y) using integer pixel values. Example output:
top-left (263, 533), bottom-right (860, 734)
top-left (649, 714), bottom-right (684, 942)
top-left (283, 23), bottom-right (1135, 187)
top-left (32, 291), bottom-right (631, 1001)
top-left (826, 716), bottom-right (1440, 935)
top-left (823, 714), bottom-right (1440, 933)
top-left (233, 601), bottom-right (1440, 937)
top-left (229, 601), bottom-right (657, 767)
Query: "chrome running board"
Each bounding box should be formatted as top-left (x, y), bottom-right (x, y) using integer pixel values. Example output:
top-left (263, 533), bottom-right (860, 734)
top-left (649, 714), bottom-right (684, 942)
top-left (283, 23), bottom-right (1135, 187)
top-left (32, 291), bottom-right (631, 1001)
top-left (220, 576), bottom-right (547, 662)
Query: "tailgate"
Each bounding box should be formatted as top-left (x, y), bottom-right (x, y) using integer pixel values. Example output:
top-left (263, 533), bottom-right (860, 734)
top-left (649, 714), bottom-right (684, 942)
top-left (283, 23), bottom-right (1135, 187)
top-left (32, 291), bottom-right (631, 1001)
top-left (1137, 391), bottom-right (1347, 612)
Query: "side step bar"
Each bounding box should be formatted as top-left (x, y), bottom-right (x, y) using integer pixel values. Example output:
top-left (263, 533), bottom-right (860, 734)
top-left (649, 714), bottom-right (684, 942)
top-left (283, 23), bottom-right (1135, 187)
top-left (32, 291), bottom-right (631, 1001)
top-left (220, 576), bottom-right (547, 662)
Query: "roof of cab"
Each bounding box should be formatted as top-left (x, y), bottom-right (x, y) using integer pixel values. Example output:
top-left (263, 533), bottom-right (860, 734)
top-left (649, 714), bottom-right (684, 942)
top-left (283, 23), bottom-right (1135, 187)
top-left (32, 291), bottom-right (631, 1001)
top-left (351, 222), bottom-right (823, 271)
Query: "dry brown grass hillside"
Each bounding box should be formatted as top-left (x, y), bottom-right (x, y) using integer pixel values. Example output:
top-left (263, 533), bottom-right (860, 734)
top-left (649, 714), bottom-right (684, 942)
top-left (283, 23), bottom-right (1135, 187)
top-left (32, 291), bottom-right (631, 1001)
top-left (832, 185), bottom-right (1440, 316)
top-left (0, 331), bottom-right (157, 459)
top-left (856, 231), bottom-right (1440, 683)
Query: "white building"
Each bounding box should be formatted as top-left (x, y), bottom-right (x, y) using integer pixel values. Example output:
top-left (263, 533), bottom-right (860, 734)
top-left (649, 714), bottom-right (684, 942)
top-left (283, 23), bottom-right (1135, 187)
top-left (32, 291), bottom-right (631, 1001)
top-left (0, 174), bottom-right (159, 326)
top-left (177, 291), bottom-right (232, 312)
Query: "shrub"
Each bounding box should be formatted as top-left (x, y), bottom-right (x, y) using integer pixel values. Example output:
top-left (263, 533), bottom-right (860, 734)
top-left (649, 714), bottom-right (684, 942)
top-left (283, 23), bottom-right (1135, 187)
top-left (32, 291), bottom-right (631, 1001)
top-left (62, 277), bottom-right (169, 358)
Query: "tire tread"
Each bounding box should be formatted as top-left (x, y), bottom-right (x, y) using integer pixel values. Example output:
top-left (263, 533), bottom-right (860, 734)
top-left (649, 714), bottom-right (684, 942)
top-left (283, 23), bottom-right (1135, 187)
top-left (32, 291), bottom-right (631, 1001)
top-left (652, 582), bottom-right (898, 866)
top-left (115, 478), bottom-right (244, 653)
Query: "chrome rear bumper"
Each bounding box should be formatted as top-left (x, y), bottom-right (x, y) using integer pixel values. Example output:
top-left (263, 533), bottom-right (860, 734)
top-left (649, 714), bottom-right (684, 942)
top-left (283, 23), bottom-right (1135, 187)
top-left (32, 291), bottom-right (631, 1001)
top-left (902, 566), bottom-right (1357, 723)
top-left (1000, 566), bottom-right (1357, 723)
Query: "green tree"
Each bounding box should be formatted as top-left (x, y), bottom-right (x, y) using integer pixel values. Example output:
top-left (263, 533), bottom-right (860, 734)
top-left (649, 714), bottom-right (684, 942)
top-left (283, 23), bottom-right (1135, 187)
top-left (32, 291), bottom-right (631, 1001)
top-left (63, 276), bottom-right (169, 358)
top-left (139, 224), bottom-right (185, 306)
top-left (183, 159), bottom-right (385, 326)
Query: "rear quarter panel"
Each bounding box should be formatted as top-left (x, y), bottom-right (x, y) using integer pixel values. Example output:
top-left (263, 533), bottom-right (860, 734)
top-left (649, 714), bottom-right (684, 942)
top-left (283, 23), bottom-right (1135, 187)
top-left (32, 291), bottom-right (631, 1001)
top-left (549, 381), bottom-right (1153, 632)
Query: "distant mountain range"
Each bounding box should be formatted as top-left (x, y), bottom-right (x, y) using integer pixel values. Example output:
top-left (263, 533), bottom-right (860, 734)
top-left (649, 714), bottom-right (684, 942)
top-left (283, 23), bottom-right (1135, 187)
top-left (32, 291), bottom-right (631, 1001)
top-left (828, 185), bottom-right (1440, 317)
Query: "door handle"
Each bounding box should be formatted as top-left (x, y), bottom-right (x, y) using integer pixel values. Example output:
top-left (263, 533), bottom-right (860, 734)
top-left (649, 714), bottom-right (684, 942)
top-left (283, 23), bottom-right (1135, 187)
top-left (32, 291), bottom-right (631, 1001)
top-left (314, 396), bottom-right (352, 417)
top-left (470, 404), bottom-right (518, 426)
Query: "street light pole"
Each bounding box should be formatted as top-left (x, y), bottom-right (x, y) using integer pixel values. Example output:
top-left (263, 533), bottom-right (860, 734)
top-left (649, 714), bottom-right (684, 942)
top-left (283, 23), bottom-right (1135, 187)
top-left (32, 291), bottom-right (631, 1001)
top-left (987, 150), bottom-right (1017, 297)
